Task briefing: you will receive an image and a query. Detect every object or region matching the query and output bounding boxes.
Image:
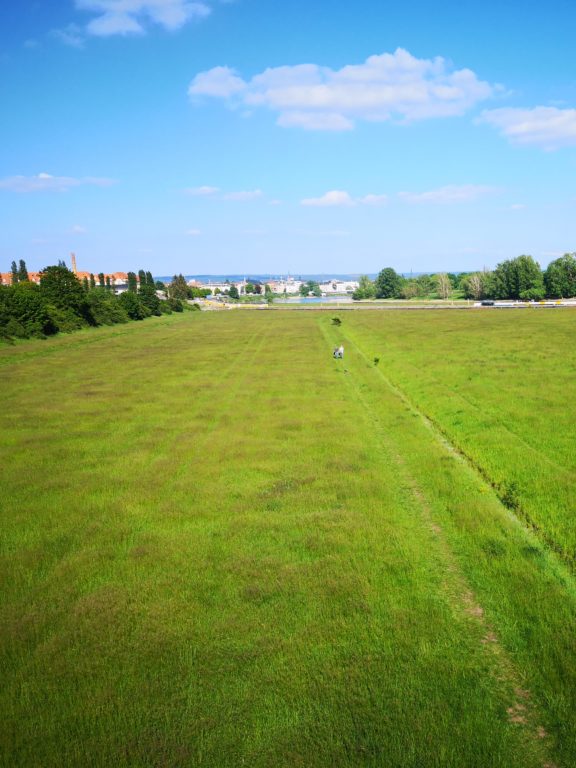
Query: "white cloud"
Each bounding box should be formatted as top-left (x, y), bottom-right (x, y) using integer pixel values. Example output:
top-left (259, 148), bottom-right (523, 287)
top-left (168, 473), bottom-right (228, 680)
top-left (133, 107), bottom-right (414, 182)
top-left (509, 203), bottom-right (526, 211)
top-left (51, 24), bottom-right (85, 47)
top-left (301, 190), bottom-right (388, 207)
top-left (186, 228), bottom-right (201, 235)
top-left (359, 194), bottom-right (389, 206)
top-left (184, 185), bottom-right (220, 196)
top-left (184, 185), bottom-right (264, 201)
top-left (76, 0), bottom-right (211, 37)
top-left (222, 189), bottom-right (262, 201)
top-left (0, 173), bottom-right (117, 192)
top-left (189, 48), bottom-right (496, 130)
top-left (398, 184), bottom-right (496, 204)
top-left (188, 66), bottom-right (246, 98)
top-left (71, 224), bottom-right (88, 233)
top-left (302, 190), bottom-right (355, 207)
top-left (480, 106), bottom-right (576, 150)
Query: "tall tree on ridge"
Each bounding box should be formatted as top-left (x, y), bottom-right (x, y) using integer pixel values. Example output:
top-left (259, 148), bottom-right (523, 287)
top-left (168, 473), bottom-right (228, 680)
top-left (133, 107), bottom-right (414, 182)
top-left (18, 260), bottom-right (29, 281)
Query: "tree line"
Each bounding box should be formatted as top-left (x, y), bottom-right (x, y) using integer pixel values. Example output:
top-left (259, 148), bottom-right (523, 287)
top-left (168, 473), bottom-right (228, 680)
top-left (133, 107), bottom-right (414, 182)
top-left (0, 262), bottom-right (194, 341)
top-left (353, 253), bottom-right (576, 301)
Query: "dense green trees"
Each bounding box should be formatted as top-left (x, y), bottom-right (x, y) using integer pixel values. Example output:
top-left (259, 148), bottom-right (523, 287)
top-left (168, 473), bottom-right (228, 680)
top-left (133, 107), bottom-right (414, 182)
top-left (374, 268), bottom-right (403, 299)
top-left (0, 281), bottom-right (56, 338)
top-left (352, 275), bottom-right (376, 300)
top-left (1, 262), bottom-right (185, 340)
top-left (544, 253), bottom-right (576, 298)
top-left (168, 274), bottom-right (190, 300)
top-left (491, 255), bottom-right (544, 300)
top-left (228, 284), bottom-right (239, 300)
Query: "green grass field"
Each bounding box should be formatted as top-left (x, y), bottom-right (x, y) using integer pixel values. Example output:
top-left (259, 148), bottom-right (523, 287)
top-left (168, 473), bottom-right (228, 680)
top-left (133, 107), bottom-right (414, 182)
top-left (2, 309), bottom-right (576, 767)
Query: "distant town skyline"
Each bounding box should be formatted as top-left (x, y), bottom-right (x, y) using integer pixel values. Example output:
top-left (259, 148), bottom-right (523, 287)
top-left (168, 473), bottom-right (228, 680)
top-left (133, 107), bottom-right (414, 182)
top-left (2, 0), bottom-right (575, 275)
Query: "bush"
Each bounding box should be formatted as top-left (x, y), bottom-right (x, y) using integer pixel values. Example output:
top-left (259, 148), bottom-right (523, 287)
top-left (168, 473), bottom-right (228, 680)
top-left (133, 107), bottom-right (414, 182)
top-left (86, 289), bottom-right (129, 325)
top-left (167, 298), bottom-right (184, 312)
top-left (45, 305), bottom-right (88, 333)
top-left (118, 292), bottom-right (151, 320)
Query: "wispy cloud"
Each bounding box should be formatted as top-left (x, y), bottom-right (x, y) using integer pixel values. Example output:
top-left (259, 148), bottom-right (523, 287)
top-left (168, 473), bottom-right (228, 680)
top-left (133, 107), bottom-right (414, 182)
top-left (189, 48), bottom-right (497, 131)
top-left (398, 184), bottom-right (496, 204)
top-left (71, 224), bottom-right (88, 233)
top-left (301, 190), bottom-right (388, 207)
top-left (185, 185), bottom-right (263, 201)
top-left (51, 24), bottom-right (84, 48)
top-left (0, 173), bottom-right (117, 192)
top-left (480, 106), bottom-right (576, 150)
top-left (186, 228), bottom-right (201, 235)
top-left (76, 0), bottom-right (212, 36)
top-left (184, 185), bottom-right (220, 196)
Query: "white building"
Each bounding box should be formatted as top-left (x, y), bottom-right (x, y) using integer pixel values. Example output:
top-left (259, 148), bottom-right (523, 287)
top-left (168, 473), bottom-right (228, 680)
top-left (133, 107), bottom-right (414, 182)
top-left (319, 280), bottom-right (359, 294)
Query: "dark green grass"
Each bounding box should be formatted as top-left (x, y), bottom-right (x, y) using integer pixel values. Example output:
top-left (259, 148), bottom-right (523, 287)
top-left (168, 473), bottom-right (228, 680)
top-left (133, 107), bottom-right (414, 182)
top-left (1, 311), bottom-right (575, 766)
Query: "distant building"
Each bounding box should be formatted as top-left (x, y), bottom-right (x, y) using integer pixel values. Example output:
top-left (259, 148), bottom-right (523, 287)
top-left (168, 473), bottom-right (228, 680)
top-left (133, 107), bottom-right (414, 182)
top-left (267, 277), bottom-right (302, 294)
top-left (319, 280), bottom-right (359, 294)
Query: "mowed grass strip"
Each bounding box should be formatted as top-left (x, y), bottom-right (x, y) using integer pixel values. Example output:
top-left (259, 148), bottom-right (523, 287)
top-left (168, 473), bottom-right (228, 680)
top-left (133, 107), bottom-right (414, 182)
top-left (0, 311), bottom-right (566, 767)
top-left (341, 309), bottom-right (576, 563)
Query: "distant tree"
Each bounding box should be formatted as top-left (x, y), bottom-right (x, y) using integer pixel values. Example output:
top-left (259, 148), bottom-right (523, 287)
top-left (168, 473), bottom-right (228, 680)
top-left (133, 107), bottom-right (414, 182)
top-left (138, 269), bottom-right (146, 288)
top-left (155, 280), bottom-right (166, 291)
top-left (544, 253), bottom-right (576, 298)
top-left (245, 282), bottom-right (255, 294)
top-left (105, 275), bottom-right (112, 290)
top-left (352, 275), bottom-right (375, 300)
top-left (435, 273), bottom-right (452, 299)
top-left (461, 272), bottom-right (487, 300)
top-left (253, 283), bottom-right (262, 295)
top-left (415, 274), bottom-right (433, 296)
top-left (18, 260), bottom-right (29, 281)
top-left (492, 255), bottom-right (544, 300)
top-left (82, 276), bottom-right (89, 292)
top-left (189, 286), bottom-right (210, 298)
top-left (168, 274), bottom-right (190, 300)
top-left (447, 273), bottom-right (460, 289)
top-left (127, 272), bottom-right (138, 293)
top-left (39, 265), bottom-right (91, 330)
top-left (400, 279), bottom-right (419, 299)
top-left (138, 270), bottom-right (161, 315)
top-left (10, 261), bottom-right (19, 285)
top-left (98, 272), bottom-right (105, 288)
top-left (228, 284), bottom-right (239, 300)
top-left (299, 280), bottom-right (321, 297)
top-left (145, 271), bottom-right (154, 287)
top-left (374, 267), bottom-right (403, 299)
top-left (89, 273), bottom-right (96, 290)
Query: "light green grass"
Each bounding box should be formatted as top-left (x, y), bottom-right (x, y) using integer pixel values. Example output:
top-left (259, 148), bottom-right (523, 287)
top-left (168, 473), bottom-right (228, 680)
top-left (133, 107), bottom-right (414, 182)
top-left (1, 310), bottom-right (575, 767)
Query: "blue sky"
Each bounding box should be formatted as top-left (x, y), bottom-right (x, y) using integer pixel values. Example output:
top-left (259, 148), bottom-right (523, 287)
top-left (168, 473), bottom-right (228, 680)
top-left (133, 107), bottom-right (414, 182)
top-left (1, 0), bottom-right (575, 276)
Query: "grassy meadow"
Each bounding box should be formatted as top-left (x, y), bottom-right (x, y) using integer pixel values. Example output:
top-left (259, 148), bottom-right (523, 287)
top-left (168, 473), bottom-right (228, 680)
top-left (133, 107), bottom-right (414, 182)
top-left (1, 308), bottom-right (576, 767)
